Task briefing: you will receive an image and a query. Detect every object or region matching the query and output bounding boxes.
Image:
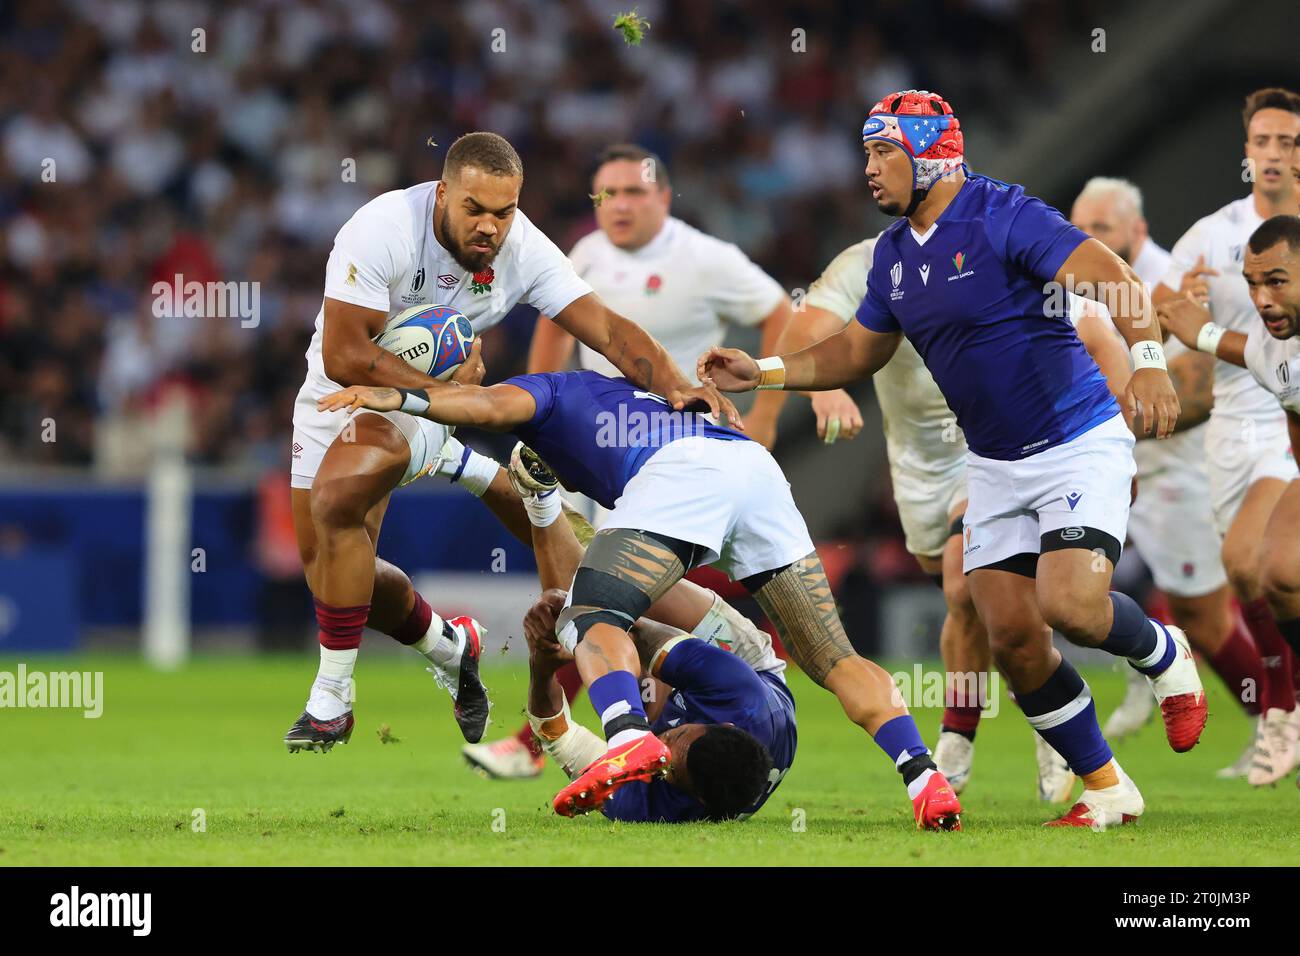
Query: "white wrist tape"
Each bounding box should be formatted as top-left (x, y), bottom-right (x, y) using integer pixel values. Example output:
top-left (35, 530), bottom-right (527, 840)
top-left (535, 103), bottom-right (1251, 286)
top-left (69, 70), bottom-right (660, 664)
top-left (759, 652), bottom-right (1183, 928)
top-left (1130, 340), bottom-right (1167, 371)
top-left (526, 696), bottom-right (606, 779)
top-left (398, 388), bottom-right (431, 415)
top-left (523, 489), bottom-right (561, 528)
top-left (1196, 322), bottom-right (1227, 356)
top-left (755, 356), bottom-right (786, 390)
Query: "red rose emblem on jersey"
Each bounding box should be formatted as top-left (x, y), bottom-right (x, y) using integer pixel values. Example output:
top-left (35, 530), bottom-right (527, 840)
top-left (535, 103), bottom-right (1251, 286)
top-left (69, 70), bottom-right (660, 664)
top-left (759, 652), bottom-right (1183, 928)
top-left (645, 274), bottom-right (662, 295)
top-left (470, 267), bottom-right (494, 294)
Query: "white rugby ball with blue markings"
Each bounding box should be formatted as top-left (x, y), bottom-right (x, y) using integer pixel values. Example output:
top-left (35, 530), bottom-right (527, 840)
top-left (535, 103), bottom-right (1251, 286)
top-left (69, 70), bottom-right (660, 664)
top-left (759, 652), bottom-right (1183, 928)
top-left (374, 304), bottom-right (475, 381)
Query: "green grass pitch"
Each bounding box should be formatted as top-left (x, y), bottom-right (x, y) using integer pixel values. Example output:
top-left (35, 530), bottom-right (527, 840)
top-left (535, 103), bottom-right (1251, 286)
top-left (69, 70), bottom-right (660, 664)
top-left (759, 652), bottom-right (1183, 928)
top-left (1, 653), bottom-right (1296, 866)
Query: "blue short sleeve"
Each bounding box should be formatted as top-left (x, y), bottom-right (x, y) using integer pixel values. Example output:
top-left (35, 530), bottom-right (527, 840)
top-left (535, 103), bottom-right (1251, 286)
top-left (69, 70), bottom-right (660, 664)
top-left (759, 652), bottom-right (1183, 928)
top-left (502, 372), bottom-right (559, 428)
top-left (1000, 194), bottom-right (1089, 285)
top-left (854, 257), bottom-right (900, 333)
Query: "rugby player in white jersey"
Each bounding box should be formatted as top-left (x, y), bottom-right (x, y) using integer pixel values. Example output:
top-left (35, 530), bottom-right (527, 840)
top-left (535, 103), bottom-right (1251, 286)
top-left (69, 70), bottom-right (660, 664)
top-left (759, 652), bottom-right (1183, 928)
top-left (1161, 213), bottom-right (1300, 786)
top-left (1070, 179), bottom-right (1266, 766)
top-left (465, 143), bottom-right (794, 778)
top-left (1150, 89), bottom-right (1300, 785)
top-left (283, 132), bottom-right (737, 753)
top-left (763, 234), bottom-right (1135, 802)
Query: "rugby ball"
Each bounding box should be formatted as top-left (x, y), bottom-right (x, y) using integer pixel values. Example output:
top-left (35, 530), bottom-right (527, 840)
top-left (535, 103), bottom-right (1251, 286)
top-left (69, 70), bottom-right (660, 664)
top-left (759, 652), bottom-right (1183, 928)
top-left (374, 304), bottom-right (475, 381)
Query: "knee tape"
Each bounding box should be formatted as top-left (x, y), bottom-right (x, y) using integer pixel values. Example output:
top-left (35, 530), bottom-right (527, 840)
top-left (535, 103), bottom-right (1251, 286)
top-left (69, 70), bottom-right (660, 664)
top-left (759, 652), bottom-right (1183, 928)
top-left (554, 567), bottom-right (652, 653)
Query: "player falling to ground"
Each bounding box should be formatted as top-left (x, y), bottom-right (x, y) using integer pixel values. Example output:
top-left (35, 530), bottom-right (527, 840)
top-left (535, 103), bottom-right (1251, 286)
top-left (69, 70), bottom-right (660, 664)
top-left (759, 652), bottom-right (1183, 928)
top-left (753, 237), bottom-right (1129, 803)
top-left (1150, 89), bottom-right (1300, 785)
top-left (513, 453), bottom-right (795, 821)
top-left (1160, 213), bottom-right (1300, 786)
top-left (700, 90), bottom-right (1207, 830)
top-left (283, 131), bottom-right (737, 753)
top-left (466, 143), bottom-right (797, 779)
top-left (1070, 178), bottom-right (1266, 766)
top-left (318, 369), bottom-right (962, 828)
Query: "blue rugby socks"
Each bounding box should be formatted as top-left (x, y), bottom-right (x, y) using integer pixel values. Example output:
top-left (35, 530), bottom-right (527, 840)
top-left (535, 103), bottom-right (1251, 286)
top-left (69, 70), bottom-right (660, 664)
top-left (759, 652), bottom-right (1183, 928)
top-left (1099, 592), bottom-right (1175, 676)
top-left (588, 671), bottom-right (651, 749)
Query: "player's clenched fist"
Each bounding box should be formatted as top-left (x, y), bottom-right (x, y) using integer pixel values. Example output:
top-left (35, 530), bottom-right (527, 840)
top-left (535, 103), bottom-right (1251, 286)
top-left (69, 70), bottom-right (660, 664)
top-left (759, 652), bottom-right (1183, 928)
top-left (698, 346), bottom-right (760, 392)
top-left (1124, 366), bottom-right (1181, 440)
top-left (1155, 294), bottom-right (1214, 350)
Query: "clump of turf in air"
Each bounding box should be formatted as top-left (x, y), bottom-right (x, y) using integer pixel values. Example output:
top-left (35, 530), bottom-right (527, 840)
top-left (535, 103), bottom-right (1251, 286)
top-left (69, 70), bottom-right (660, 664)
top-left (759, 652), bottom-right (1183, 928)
top-left (376, 723), bottom-right (401, 745)
top-left (590, 188), bottom-right (612, 208)
top-left (613, 9), bottom-right (650, 46)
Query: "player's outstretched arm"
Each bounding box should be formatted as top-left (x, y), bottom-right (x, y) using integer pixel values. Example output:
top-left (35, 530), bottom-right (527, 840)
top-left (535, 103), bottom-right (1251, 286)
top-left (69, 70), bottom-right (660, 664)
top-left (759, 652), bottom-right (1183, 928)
top-left (316, 379), bottom-right (538, 432)
top-left (552, 293), bottom-right (742, 428)
top-left (698, 318), bottom-right (900, 393)
top-left (747, 304), bottom-right (867, 443)
top-left (1057, 237), bottom-right (1180, 438)
top-left (1156, 295), bottom-right (1247, 368)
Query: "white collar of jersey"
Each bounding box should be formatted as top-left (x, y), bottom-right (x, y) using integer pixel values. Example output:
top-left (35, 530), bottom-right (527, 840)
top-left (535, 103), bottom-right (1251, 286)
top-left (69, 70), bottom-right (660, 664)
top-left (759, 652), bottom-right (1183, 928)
top-left (612, 216), bottom-right (678, 259)
top-left (910, 221), bottom-right (939, 246)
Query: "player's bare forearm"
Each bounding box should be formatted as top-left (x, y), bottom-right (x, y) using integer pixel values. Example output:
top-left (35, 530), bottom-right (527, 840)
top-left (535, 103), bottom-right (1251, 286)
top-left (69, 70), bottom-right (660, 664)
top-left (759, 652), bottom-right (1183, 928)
top-left (321, 298), bottom-right (444, 389)
top-left (527, 665), bottom-right (565, 721)
top-left (783, 321), bottom-right (900, 390)
top-left (526, 313), bottom-right (578, 373)
top-left (317, 382), bottom-right (534, 432)
top-left (1156, 296), bottom-right (1248, 368)
top-left (1057, 239), bottom-right (1159, 348)
top-left (530, 513), bottom-right (585, 592)
top-left (553, 293), bottom-right (690, 394)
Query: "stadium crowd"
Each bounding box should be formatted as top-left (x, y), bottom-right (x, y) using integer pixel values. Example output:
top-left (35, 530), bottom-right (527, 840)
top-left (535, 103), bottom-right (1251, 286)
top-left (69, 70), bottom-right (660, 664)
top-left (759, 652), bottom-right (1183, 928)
top-left (0, 0), bottom-right (1105, 476)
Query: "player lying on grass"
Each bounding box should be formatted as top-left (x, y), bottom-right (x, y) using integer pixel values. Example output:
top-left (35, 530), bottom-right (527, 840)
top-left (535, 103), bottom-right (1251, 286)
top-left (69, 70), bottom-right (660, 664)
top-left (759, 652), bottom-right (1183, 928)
top-left (318, 368), bottom-right (962, 828)
top-left (1160, 214), bottom-right (1300, 786)
top-left (516, 462), bottom-right (793, 821)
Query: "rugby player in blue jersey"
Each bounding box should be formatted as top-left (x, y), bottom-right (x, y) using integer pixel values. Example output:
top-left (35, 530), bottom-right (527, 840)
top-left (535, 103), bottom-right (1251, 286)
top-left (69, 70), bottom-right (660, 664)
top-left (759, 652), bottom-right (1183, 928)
top-left (318, 368), bottom-right (963, 829)
top-left (514, 473), bottom-right (795, 822)
top-left (700, 90), bottom-right (1207, 830)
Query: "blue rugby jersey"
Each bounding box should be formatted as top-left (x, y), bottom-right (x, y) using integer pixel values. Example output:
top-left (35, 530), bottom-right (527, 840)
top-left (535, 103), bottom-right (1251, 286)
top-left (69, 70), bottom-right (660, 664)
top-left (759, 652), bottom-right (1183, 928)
top-left (855, 173), bottom-right (1118, 460)
top-left (602, 639), bottom-right (796, 823)
top-left (503, 370), bottom-right (749, 509)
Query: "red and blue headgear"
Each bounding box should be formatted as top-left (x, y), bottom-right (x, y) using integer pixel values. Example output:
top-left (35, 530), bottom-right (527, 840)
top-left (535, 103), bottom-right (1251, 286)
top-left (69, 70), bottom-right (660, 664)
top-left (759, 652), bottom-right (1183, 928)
top-left (862, 90), bottom-right (964, 192)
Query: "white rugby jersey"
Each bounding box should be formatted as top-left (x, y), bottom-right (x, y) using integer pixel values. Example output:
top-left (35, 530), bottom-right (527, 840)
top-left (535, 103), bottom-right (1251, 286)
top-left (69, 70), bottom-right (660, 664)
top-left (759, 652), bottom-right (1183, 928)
top-left (1244, 329), bottom-right (1300, 416)
top-left (1127, 239), bottom-right (1209, 478)
top-left (805, 237), bottom-right (965, 476)
top-left (304, 180), bottom-right (592, 396)
top-left (567, 217), bottom-right (785, 382)
top-left (1162, 196), bottom-right (1281, 421)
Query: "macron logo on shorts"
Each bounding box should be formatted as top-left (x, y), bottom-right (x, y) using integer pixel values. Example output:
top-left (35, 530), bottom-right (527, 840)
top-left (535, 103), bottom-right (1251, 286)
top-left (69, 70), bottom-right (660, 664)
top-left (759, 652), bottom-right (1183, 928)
top-left (1064, 490), bottom-right (1082, 511)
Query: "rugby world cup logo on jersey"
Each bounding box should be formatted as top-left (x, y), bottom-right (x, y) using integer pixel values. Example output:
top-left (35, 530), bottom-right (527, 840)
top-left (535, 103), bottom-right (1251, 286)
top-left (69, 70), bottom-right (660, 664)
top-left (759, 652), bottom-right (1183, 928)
top-left (890, 260), bottom-right (904, 301)
top-left (401, 267), bottom-right (428, 304)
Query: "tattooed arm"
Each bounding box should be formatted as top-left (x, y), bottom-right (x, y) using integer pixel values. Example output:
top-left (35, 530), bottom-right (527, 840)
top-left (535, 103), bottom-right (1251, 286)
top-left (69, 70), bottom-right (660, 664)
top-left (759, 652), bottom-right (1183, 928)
top-left (550, 293), bottom-right (742, 426)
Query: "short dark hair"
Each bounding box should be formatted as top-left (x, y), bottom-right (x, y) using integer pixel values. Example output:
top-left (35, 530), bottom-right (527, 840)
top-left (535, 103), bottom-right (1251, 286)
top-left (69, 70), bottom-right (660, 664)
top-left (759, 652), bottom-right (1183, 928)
top-left (1248, 215), bottom-right (1300, 256)
top-left (1242, 87), bottom-right (1300, 134)
top-left (444, 131), bottom-right (523, 182)
top-left (594, 143), bottom-right (670, 189)
top-left (686, 724), bottom-right (773, 820)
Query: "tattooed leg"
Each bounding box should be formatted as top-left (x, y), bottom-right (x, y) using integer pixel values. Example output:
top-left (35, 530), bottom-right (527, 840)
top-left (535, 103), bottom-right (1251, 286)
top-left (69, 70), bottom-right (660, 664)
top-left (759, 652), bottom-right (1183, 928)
top-left (749, 552), bottom-right (909, 735)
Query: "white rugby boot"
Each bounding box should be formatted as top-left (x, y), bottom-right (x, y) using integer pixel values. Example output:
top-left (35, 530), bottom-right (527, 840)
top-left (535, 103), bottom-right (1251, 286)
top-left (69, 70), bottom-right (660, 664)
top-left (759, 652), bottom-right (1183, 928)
top-left (1045, 762), bottom-right (1143, 830)
top-left (1247, 707), bottom-right (1299, 786)
top-left (1103, 662), bottom-right (1155, 741)
top-left (1034, 734), bottom-right (1076, 804)
top-left (933, 731), bottom-right (974, 794)
top-left (1142, 623), bottom-right (1207, 752)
